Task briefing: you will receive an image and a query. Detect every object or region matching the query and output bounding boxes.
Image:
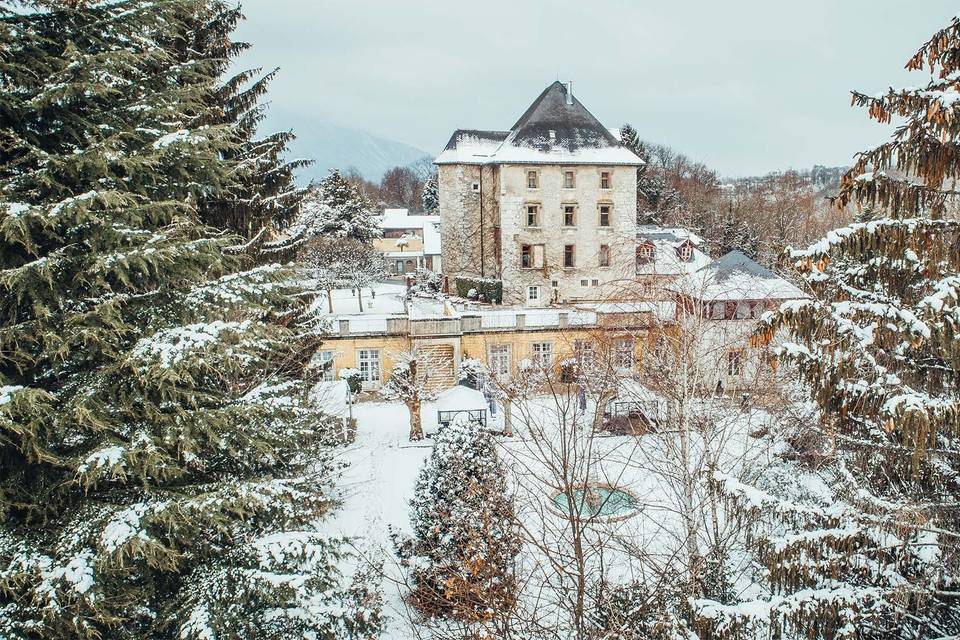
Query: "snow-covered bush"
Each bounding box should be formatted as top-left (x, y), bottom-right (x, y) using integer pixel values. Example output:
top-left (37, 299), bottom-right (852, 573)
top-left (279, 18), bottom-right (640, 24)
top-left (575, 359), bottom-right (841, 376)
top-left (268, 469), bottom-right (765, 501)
top-left (339, 368), bottom-right (362, 395)
top-left (457, 357), bottom-right (487, 389)
top-left (400, 417), bottom-right (520, 628)
top-left (408, 267), bottom-right (444, 297)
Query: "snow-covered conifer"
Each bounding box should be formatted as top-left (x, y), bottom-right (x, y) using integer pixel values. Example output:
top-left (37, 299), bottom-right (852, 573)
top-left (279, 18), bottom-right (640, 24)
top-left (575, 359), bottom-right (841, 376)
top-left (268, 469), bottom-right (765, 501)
top-left (422, 173), bottom-right (439, 214)
top-left (697, 17), bottom-right (960, 639)
top-left (279, 169), bottom-right (382, 252)
top-left (0, 3), bottom-right (380, 638)
top-left (403, 418), bottom-right (520, 632)
top-left (180, 1), bottom-right (310, 243)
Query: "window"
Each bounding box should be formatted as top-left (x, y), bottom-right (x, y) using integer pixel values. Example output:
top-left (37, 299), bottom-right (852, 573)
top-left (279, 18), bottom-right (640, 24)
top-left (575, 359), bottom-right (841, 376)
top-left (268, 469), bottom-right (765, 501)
top-left (395, 260), bottom-right (404, 273)
top-left (551, 280), bottom-right (559, 287)
top-left (531, 342), bottom-right (553, 368)
top-left (525, 204), bottom-right (540, 227)
top-left (489, 344), bottom-right (512, 377)
top-left (599, 204), bottom-right (612, 227)
top-left (710, 301), bottom-right (726, 320)
top-left (735, 302), bottom-right (751, 319)
top-left (678, 243), bottom-right (693, 261)
top-left (563, 171), bottom-right (575, 189)
top-left (471, 182), bottom-right (480, 192)
top-left (599, 244), bottom-right (610, 267)
top-left (574, 340), bottom-right (596, 368)
top-left (527, 170), bottom-right (539, 189)
top-left (564, 244), bottom-right (575, 268)
top-left (751, 301), bottom-right (765, 318)
top-left (563, 204), bottom-right (577, 227)
top-left (580, 279), bottom-right (589, 286)
top-left (315, 350), bottom-right (335, 381)
top-left (591, 278), bottom-right (599, 286)
top-left (727, 350), bottom-right (744, 376)
top-left (357, 349), bottom-right (381, 383)
top-left (527, 285), bottom-right (540, 302)
top-left (600, 171), bottom-right (611, 189)
top-left (615, 339), bottom-right (635, 370)
top-left (521, 244), bottom-right (544, 268)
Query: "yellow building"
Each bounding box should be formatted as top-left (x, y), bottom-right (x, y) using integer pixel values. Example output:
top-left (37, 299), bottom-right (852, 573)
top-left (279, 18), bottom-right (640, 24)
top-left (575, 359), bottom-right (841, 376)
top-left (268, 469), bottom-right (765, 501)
top-left (314, 305), bottom-right (660, 391)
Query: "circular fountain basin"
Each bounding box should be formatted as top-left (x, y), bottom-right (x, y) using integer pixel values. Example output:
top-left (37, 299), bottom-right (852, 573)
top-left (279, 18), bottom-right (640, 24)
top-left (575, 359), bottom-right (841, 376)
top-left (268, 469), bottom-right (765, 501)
top-left (552, 485), bottom-right (640, 519)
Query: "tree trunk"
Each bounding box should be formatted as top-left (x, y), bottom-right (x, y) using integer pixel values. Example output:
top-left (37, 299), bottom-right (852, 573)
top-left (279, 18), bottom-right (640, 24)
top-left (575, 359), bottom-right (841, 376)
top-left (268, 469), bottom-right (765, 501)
top-left (327, 289), bottom-right (333, 313)
top-left (356, 287), bottom-right (364, 312)
top-left (408, 397), bottom-right (423, 441)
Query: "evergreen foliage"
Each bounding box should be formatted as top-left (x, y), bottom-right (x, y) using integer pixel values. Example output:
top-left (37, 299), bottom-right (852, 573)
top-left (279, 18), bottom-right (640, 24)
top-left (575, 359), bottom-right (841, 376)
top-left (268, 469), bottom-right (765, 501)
top-left (0, 2), bottom-right (380, 638)
top-left (402, 418), bottom-right (520, 629)
top-left (277, 169), bottom-right (381, 254)
top-left (697, 17), bottom-right (960, 639)
top-left (178, 1), bottom-right (310, 243)
top-left (421, 173), bottom-right (439, 213)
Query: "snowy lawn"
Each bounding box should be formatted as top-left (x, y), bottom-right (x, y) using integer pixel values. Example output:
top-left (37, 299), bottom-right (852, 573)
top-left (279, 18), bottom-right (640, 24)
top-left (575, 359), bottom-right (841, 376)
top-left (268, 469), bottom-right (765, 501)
top-left (308, 281), bottom-right (408, 317)
top-left (323, 395), bottom-right (782, 636)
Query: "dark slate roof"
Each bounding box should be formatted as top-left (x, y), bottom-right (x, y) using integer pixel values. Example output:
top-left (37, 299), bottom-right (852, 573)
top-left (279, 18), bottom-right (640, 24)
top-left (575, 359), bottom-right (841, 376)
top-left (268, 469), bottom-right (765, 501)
top-left (506, 81), bottom-right (621, 152)
top-left (698, 250), bottom-right (776, 282)
top-left (435, 82), bottom-right (643, 165)
top-left (442, 129), bottom-right (510, 151)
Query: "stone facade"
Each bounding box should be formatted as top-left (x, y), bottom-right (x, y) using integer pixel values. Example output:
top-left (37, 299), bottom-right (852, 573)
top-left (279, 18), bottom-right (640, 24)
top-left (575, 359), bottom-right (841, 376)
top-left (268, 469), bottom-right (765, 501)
top-left (498, 163), bottom-right (637, 305)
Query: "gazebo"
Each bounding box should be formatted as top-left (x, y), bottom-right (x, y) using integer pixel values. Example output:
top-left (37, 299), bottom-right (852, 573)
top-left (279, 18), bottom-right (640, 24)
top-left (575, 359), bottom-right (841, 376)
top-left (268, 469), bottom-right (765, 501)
top-left (433, 383), bottom-right (489, 430)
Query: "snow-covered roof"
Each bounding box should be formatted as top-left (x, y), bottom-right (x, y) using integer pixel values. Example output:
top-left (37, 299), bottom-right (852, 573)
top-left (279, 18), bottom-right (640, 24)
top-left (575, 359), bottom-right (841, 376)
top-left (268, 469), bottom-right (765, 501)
top-left (378, 209), bottom-right (440, 230)
top-left (423, 219), bottom-right (441, 255)
top-left (635, 226), bottom-right (711, 276)
top-left (434, 384), bottom-right (488, 412)
top-left (436, 82), bottom-right (643, 167)
top-left (685, 251), bottom-right (806, 302)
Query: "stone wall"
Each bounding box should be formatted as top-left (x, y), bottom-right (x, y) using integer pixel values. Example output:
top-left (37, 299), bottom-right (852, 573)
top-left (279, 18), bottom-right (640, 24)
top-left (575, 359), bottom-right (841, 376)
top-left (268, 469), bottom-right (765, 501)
top-left (437, 164), bottom-right (500, 281)
top-left (497, 164), bottom-right (638, 305)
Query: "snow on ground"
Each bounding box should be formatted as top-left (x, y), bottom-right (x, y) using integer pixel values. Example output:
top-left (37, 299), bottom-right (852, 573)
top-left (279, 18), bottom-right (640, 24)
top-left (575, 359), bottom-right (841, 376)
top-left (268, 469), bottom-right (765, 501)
top-left (322, 393), bottom-right (782, 636)
top-left (321, 401), bottom-right (429, 638)
top-left (310, 281), bottom-right (408, 317)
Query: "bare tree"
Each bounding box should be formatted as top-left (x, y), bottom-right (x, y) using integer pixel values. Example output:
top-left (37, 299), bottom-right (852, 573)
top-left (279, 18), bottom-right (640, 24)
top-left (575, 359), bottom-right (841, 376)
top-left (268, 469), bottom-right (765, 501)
top-left (380, 351), bottom-right (432, 441)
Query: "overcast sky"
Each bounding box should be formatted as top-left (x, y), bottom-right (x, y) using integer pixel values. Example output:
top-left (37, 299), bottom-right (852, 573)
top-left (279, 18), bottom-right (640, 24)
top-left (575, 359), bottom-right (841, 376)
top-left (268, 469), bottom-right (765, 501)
top-left (235, 1), bottom-right (956, 177)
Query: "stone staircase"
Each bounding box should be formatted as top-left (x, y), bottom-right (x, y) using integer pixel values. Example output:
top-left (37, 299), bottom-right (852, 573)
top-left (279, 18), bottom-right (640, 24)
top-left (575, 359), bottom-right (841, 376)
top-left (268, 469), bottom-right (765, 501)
top-left (415, 343), bottom-right (456, 392)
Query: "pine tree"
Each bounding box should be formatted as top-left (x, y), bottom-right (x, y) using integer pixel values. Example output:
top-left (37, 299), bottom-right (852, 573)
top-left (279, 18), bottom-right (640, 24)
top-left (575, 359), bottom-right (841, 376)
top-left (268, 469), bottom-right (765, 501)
top-left (0, 3), bottom-right (380, 638)
top-left (402, 418), bottom-right (520, 632)
top-left (178, 1), bottom-right (310, 242)
top-left (422, 172), bottom-right (439, 214)
top-left (275, 169), bottom-right (382, 254)
top-left (696, 17), bottom-right (960, 639)
top-left (620, 123), bottom-right (652, 225)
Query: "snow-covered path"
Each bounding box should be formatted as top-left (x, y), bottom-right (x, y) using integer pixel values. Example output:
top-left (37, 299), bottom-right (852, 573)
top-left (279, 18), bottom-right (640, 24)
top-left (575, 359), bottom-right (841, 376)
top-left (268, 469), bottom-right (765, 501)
top-left (323, 401), bottom-right (429, 637)
top-left (328, 401), bottom-right (428, 542)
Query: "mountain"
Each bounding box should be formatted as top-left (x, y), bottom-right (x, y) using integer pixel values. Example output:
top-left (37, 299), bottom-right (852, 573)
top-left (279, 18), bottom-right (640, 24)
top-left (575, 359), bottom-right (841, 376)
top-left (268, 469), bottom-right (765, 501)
top-left (274, 114), bottom-right (432, 184)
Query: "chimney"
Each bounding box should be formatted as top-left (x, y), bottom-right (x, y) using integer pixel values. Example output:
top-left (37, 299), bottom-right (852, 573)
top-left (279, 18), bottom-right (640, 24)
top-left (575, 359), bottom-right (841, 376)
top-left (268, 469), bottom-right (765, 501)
top-left (565, 81), bottom-right (573, 105)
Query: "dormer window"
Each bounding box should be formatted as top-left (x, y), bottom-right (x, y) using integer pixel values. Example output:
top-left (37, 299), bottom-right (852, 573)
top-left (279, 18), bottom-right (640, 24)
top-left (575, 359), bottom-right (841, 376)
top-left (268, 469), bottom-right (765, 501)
top-left (563, 170), bottom-right (575, 189)
top-left (636, 243), bottom-right (654, 264)
top-left (525, 204), bottom-right (540, 227)
top-left (678, 242), bottom-right (693, 262)
top-left (600, 171), bottom-right (611, 189)
top-left (527, 170), bottom-right (539, 189)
